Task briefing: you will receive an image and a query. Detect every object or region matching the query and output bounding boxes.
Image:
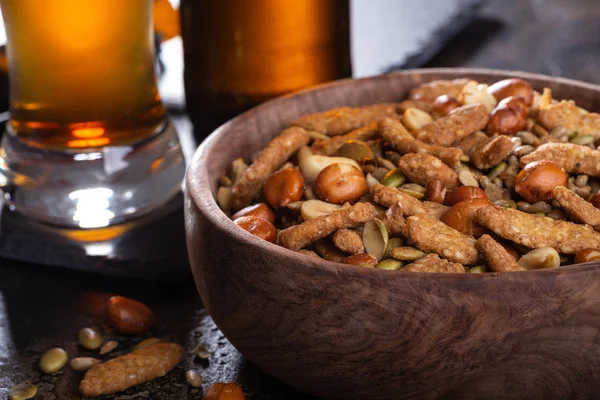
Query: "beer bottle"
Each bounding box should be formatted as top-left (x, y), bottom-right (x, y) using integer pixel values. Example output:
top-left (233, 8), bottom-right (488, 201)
top-left (180, 0), bottom-right (351, 133)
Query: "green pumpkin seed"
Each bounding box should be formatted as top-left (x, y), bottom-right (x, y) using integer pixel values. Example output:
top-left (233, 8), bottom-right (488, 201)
top-left (494, 199), bottom-right (516, 208)
top-left (397, 188), bottom-right (424, 199)
top-left (381, 169), bottom-right (405, 188)
top-left (39, 347), bottom-right (68, 373)
top-left (78, 327), bottom-right (103, 350)
top-left (69, 357), bottom-right (101, 371)
top-left (469, 265), bottom-right (487, 273)
top-left (336, 140), bottom-right (374, 163)
top-left (383, 237), bottom-right (404, 259)
top-left (570, 134), bottom-right (595, 145)
top-left (487, 162), bottom-right (507, 180)
top-left (362, 219), bottom-right (389, 261)
top-left (8, 382), bottom-right (37, 400)
top-left (375, 259), bottom-right (403, 270)
top-left (384, 151), bottom-right (402, 165)
top-left (390, 247), bottom-right (425, 261)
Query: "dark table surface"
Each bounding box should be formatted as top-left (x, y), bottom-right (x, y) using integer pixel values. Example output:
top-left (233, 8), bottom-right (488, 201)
top-left (1, 0), bottom-right (599, 399)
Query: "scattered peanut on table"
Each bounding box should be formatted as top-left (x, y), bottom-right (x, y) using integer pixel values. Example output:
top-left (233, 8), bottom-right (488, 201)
top-left (217, 77), bottom-right (600, 272)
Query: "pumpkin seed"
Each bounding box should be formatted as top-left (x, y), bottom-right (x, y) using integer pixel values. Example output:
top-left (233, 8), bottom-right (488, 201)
top-left (390, 247), bottom-right (425, 261)
top-left (397, 188), bottom-right (424, 199)
top-left (494, 199), bottom-right (516, 208)
top-left (336, 140), bottom-right (374, 163)
top-left (366, 173), bottom-right (379, 188)
top-left (547, 209), bottom-right (566, 220)
top-left (8, 382), bottom-right (37, 400)
top-left (99, 340), bottom-right (118, 355)
top-left (362, 219), bottom-right (389, 261)
top-left (487, 162), bottom-right (507, 180)
top-left (516, 131), bottom-right (541, 146)
top-left (69, 357), bottom-right (101, 371)
top-left (570, 134), bottom-right (596, 146)
top-left (39, 347), bottom-right (68, 374)
top-left (384, 151), bottom-right (402, 165)
top-left (469, 265), bottom-right (488, 273)
top-left (186, 369), bottom-right (203, 388)
top-left (383, 237), bottom-right (404, 259)
top-left (371, 167), bottom-right (390, 181)
top-left (134, 337), bottom-right (163, 351)
top-left (375, 259), bottom-right (403, 270)
top-left (518, 247), bottom-right (560, 269)
top-left (376, 156), bottom-right (396, 171)
top-left (78, 327), bottom-right (103, 350)
top-left (460, 154), bottom-right (470, 163)
top-left (301, 200), bottom-right (341, 220)
top-left (381, 169), bottom-right (405, 188)
top-left (514, 145), bottom-right (534, 157)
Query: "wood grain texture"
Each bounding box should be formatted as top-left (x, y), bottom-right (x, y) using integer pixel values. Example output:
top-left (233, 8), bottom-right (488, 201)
top-left (185, 69), bottom-right (600, 400)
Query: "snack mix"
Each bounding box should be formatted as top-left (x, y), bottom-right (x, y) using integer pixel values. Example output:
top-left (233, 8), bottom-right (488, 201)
top-left (217, 77), bottom-right (600, 273)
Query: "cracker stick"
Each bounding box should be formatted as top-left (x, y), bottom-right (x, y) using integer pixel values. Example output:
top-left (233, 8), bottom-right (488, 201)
top-left (456, 131), bottom-right (490, 157)
top-left (520, 143), bottom-right (600, 176)
top-left (379, 118), bottom-right (463, 167)
top-left (402, 254), bottom-right (465, 273)
top-left (79, 343), bottom-right (184, 397)
top-left (231, 127), bottom-right (310, 210)
top-left (538, 100), bottom-right (600, 138)
top-left (278, 202), bottom-right (377, 251)
top-left (333, 228), bottom-right (365, 254)
top-left (371, 184), bottom-right (426, 216)
top-left (291, 104), bottom-right (399, 136)
top-left (408, 78), bottom-right (471, 102)
top-left (471, 135), bottom-right (514, 169)
top-left (475, 206), bottom-right (600, 254)
top-left (476, 234), bottom-right (526, 272)
top-left (403, 215), bottom-right (479, 265)
top-left (398, 153), bottom-right (458, 187)
top-left (554, 186), bottom-right (600, 230)
top-left (311, 122), bottom-right (379, 156)
top-left (415, 104), bottom-right (489, 146)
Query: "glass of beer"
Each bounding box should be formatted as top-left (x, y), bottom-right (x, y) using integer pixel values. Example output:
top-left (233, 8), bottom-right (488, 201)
top-left (0, 0), bottom-right (185, 228)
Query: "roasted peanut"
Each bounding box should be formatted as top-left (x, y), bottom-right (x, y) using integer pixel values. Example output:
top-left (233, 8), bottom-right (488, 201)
top-left (336, 140), bottom-right (374, 163)
top-left (518, 247), bottom-right (560, 269)
top-left (460, 81), bottom-right (497, 112)
top-left (203, 383), bottom-right (246, 400)
top-left (486, 97), bottom-right (529, 135)
top-left (263, 168), bottom-right (304, 208)
top-left (441, 198), bottom-right (492, 237)
top-left (488, 78), bottom-right (534, 106)
top-left (314, 163), bottom-right (368, 204)
top-left (231, 203), bottom-right (276, 224)
top-left (233, 216), bottom-right (277, 243)
top-left (430, 95), bottom-right (461, 119)
top-left (342, 253), bottom-right (378, 267)
top-left (425, 180), bottom-right (445, 204)
top-left (402, 107), bottom-right (433, 132)
top-left (444, 186), bottom-right (487, 206)
top-left (515, 160), bottom-right (568, 203)
top-left (574, 249), bottom-right (600, 264)
top-left (299, 154), bottom-right (360, 183)
top-left (300, 199), bottom-right (341, 220)
top-left (107, 295), bottom-right (155, 335)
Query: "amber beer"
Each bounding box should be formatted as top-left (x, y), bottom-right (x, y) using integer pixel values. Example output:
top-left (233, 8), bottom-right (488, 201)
top-left (1, 0), bottom-right (166, 149)
top-left (180, 0), bottom-right (351, 130)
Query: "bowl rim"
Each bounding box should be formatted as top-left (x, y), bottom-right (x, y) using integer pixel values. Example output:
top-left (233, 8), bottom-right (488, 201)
top-left (186, 67), bottom-right (600, 281)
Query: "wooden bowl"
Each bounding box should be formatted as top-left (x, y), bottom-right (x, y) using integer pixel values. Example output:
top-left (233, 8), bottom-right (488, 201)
top-left (185, 69), bottom-right (600, 400)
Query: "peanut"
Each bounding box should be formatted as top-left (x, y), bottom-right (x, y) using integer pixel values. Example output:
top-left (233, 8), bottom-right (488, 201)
top-left (264, 168), bottom-right (304, 208)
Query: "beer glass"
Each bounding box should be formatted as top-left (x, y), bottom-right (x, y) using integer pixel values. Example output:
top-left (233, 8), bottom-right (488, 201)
top-left (0, 0), bottom-right (185, 228)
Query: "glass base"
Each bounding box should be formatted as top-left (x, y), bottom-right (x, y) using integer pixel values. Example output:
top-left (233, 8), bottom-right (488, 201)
top-left (0, 120), bottom-right (185, 228)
